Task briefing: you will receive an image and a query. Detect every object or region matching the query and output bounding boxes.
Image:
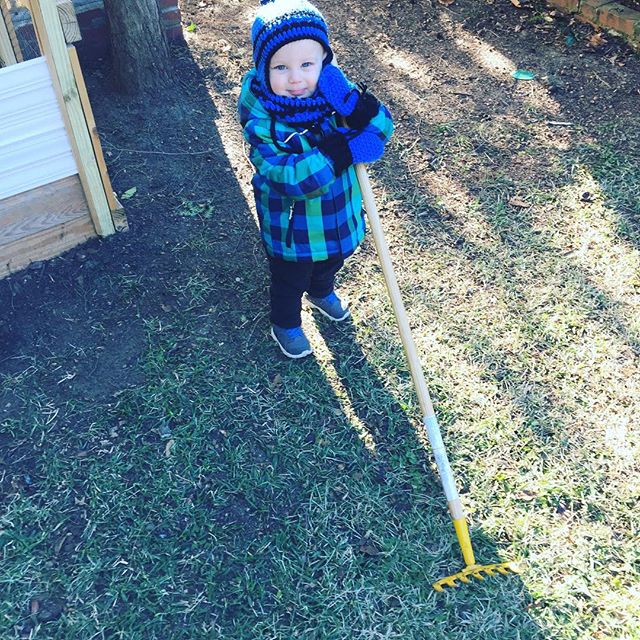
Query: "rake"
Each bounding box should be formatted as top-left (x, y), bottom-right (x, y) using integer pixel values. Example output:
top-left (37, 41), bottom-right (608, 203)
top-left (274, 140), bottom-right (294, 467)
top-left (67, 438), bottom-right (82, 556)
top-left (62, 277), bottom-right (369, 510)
top-left (355, 163), bottom-right (521, 591)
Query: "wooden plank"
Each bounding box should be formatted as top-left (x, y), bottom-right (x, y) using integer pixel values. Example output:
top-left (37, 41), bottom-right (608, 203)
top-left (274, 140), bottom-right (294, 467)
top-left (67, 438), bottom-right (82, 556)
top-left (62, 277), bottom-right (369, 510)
top-left (0, 1), bottom-right (20, 65)
top-left (56, 0), bottom-right (80, 43)
top-left (29, 0), bottom-right (115, 237)
top-left (67, 46), bottom-right (120, 214)
top-left (0, 174), bottom-right (88, 247)
top-left (0, 210), bottom-right (95, 278)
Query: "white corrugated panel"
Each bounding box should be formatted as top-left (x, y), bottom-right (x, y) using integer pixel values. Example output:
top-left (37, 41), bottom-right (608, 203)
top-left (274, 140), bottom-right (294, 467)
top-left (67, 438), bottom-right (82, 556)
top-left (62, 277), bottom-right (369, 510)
top-left (0, 56), bottom-right (78, 200)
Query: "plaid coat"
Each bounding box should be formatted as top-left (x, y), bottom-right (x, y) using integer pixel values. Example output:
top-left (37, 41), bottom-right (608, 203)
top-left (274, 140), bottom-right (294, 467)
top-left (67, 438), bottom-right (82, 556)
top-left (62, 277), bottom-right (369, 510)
top-left (238, 69), bottom-right (394, 262)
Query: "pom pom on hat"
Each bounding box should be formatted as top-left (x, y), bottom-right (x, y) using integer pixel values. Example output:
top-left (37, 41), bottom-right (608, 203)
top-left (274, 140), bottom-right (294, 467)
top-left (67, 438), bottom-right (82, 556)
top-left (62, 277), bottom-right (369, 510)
top-left (252, 0), bottom-right (333, 91)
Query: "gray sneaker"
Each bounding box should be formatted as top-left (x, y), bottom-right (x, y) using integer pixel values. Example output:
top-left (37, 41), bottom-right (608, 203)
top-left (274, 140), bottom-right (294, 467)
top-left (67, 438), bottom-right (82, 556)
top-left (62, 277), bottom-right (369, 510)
top-left (270, 324), bottom-right (312, 359)
top-left (307, 292), bottom-right (350, 322)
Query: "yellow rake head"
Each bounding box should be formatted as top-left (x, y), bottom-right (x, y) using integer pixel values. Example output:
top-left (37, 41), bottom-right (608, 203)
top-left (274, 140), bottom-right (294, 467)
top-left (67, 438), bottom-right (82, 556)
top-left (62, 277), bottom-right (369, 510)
top-left (432, 561), bottom-right (522, 592)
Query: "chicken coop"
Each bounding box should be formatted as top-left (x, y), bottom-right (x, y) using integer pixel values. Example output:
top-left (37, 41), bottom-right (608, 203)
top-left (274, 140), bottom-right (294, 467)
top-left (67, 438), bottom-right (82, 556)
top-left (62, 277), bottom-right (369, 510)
top-left (0, 0), bottom-right (125, 278)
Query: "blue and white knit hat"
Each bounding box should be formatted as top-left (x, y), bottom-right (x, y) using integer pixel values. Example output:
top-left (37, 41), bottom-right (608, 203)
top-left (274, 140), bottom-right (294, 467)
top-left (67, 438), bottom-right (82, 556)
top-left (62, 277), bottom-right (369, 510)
top-left (252, 0), bottom-right (333, 91)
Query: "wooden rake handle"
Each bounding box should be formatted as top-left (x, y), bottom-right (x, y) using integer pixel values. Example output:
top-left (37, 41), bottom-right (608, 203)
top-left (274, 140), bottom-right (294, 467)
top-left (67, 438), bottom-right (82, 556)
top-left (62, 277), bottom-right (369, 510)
top-left (355, 163), bottom-right (475, 567)
top-left (355, 163), bottom-right (435, 418)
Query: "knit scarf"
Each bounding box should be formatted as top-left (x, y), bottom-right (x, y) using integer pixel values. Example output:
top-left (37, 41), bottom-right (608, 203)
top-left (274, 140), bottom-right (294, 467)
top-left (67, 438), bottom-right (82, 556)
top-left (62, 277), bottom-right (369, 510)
top-left (251, 75), bottom-right (334, 126)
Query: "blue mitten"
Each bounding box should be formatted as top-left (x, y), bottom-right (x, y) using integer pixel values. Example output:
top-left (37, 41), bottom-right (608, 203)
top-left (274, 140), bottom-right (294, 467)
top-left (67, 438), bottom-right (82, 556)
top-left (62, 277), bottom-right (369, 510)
top-left (345, 129), bottom-right (384, 164)
top-left (318, 64), bottom-right (360, 116)
top-left (317, 128), bottom-right (384, 174)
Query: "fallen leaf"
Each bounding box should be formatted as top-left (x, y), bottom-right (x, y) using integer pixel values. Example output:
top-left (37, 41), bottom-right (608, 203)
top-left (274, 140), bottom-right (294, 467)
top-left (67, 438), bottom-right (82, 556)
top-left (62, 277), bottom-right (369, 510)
top-left (270, 373), bottom-right (283, 391)
top-left (510, 0), bottom-right (522, 7)
top-left (54, 532), bottom-right (72, 555)
top-left (121, 187), bottom-right (137, 200)
top-left (158, 421), bottom-right (172, 440)
top-left (588, 32), bottom-right (606, 47)
top-left (359, 543), bottom-right (382, 557)
top-left (509, 196), bottom-right (529, 208)
top-left (437, 0), bottom-right (455, 5)
top-left (165, 439), bottom-right (175, 457)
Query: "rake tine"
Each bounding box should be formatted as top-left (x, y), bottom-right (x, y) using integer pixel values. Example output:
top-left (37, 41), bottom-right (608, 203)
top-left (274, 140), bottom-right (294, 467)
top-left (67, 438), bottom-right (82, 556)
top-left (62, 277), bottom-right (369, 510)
top-left (503, 562), bottom-right (520, 574)
top-left (493, 562), bottom-right (520, 576)
top-left (434, 561), bottom-right (523, 592)
top-left (434, 576), bottom-right (458, 591)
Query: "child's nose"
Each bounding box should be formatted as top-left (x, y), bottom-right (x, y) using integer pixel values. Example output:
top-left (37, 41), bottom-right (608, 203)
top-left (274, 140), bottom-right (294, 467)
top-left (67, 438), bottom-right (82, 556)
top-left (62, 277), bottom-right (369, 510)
top-left (289, 69), bottom-right (302, 83)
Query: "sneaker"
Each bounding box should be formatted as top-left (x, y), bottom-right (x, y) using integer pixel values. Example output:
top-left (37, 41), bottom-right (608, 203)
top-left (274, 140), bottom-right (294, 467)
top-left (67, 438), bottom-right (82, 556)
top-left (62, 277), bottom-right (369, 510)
top-left (270, 324), bottom-right (312, 359)
top-left (307, 291), bottom-right (350, 322)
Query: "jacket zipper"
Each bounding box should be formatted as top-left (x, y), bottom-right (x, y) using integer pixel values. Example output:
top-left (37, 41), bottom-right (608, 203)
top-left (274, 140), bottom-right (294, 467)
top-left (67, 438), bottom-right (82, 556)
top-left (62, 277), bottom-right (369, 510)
top-left (285, 205), bottom-right (294, 248)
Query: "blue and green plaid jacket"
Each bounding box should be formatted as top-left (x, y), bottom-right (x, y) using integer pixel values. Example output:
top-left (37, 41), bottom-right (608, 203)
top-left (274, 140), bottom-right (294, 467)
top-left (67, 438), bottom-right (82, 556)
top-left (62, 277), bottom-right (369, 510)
top-left (238, 69), bottom-right (394, 262)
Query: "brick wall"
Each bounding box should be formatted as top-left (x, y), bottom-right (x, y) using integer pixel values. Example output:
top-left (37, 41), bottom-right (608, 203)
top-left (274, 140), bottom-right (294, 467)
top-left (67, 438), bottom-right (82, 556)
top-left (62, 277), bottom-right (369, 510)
top-left (547, 0), bottom-right (640, 46)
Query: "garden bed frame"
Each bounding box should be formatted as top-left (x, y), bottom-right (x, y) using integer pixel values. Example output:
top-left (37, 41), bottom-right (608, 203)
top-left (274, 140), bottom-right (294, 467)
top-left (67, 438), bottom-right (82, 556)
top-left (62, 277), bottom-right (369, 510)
top-left (0, 0), bottom-right (125, 278)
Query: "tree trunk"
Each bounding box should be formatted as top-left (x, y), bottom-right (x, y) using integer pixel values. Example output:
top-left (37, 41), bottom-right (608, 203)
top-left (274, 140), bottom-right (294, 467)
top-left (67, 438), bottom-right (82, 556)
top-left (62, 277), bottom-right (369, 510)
top-left (103, 0), bottom-right (172, 94)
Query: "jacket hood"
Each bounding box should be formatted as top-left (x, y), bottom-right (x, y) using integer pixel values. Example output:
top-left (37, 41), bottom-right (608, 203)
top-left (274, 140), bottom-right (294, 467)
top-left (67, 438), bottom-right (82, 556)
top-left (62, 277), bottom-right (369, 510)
top-left (238, 69), bottom-right (270, 127)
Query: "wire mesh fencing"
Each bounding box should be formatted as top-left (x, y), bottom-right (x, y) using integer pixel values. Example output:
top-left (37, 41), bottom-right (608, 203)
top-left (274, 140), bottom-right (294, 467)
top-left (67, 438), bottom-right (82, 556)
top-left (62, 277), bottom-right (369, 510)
top-left (1, 0), bottom-right (42, 66)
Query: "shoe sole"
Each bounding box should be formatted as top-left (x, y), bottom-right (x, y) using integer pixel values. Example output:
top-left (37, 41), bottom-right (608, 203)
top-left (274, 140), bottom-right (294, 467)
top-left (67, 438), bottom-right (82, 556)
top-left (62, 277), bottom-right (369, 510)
top-left (307, 298), bottom-right (351, 322)
top-left (270, 327), bottom-right (312, 359)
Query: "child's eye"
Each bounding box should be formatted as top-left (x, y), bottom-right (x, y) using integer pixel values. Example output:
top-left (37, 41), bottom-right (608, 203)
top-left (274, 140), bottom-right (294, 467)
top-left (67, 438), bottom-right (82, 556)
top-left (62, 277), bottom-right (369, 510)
top-left (302, 62), bottom-right (313, 68)
top-left (273, 64), bottom-right (286, 71)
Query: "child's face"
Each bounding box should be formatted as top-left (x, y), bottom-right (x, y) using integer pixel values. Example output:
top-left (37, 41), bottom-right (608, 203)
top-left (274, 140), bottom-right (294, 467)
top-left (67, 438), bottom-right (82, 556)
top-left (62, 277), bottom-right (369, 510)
top-left (268, 39), bottom-right (327, 99)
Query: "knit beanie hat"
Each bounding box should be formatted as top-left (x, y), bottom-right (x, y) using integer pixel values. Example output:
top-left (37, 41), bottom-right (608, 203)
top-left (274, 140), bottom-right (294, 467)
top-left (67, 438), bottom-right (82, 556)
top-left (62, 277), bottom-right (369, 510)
top-left (252, 0), bottom-right (334, 92)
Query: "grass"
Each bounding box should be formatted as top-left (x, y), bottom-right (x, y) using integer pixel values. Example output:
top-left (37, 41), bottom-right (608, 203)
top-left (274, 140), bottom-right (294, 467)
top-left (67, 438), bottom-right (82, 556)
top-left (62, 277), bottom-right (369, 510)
top-left (4, 179), bottom-right (639, 637)
top-left (3, 0), bottom-right (640, 637)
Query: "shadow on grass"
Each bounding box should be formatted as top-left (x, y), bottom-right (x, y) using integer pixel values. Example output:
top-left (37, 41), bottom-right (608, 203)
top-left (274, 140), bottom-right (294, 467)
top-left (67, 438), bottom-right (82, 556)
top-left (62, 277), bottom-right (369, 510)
top-left (311, 314), bottom-right (543, 635)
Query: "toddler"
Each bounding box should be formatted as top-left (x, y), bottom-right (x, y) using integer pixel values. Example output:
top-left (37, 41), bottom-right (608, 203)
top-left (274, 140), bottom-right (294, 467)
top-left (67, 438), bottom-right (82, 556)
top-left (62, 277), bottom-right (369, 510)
top-left (238, 0), bottom-right (393, 358)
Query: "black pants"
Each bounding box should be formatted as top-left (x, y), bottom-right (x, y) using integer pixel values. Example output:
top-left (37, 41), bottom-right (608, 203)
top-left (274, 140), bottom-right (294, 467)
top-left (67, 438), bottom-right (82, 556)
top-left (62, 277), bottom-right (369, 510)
top-left (268, 255), bottom-right (345, 328)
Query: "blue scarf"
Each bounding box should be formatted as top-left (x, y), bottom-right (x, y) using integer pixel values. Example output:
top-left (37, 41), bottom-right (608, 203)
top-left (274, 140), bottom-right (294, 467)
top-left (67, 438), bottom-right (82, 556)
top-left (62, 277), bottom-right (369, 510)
top-left (251, 75), bottom-right (334, 126)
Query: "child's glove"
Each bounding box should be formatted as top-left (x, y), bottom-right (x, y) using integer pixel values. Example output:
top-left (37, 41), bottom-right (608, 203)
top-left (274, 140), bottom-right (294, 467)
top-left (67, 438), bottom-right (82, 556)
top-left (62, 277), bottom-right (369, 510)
top-left (318, 65), bottom-right (382, 129)
top-left (345, 90), bottom-right (380, 130)
top-left (345, 129), bottom-right (384, 164)
top-left (317, 128), bottom-right (385, 174)
top-left (318, 65), bottom-right (360, 116)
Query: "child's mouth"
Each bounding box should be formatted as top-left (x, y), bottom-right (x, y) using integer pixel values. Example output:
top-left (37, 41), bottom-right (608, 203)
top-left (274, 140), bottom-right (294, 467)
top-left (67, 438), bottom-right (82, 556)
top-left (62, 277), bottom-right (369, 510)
top-left (288, 89), bottom-right (307, 97)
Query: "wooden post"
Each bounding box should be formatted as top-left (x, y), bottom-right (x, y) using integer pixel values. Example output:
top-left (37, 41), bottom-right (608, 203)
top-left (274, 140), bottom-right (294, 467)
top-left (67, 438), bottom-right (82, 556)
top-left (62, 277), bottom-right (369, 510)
top-left (0, 1), bottom-right (20, 65)
top-left (55, 0), bottom-right (80, 43)
top-left (67, 46), bottom-right (118, 213)
top-left (29, 0), bottom-right (115, 236)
